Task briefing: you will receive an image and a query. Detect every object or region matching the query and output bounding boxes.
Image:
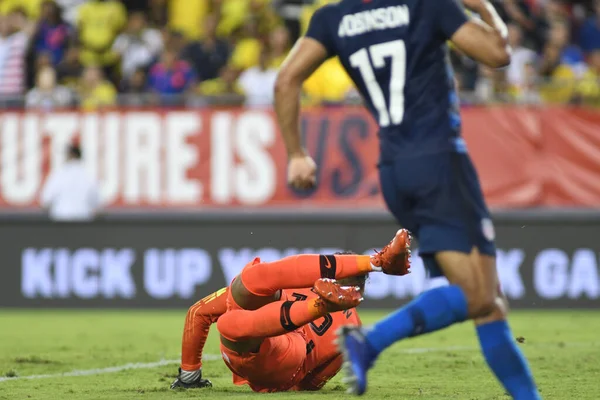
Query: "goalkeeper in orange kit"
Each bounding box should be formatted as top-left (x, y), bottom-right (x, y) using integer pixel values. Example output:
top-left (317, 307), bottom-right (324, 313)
top-left (170, 229), bottom-right (412, 392)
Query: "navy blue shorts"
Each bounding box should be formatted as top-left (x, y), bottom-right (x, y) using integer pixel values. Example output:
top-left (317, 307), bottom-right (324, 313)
top-left (379, 152), bottom-right (496, 277)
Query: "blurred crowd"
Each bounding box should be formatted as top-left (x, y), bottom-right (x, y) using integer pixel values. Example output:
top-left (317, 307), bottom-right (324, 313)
top-left (0, 0), bottom-right (598, 110)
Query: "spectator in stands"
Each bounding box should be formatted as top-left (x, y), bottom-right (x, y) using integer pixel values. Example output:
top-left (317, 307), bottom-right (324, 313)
top-left (268, 25), bottom-right (290, 69)
top-left (168, 0), bottom-right (209, 40)
top-left (40, 142), bottom-right (101, 222)
top-left (238, 47), bottom-right (278, 107)
top-left (0, 11), bottom-right (33, 107)
top-left (579, 0), bottom-right (600, 53)
top-left (476, 66), bottom-right (509, 104)
top-left (147, 48), bottom-right (196, 105)
top-left (76, 0), bottom-right (126, 71)
top-left (576, 49), bottom-right (600, 106)
top-left (540, 21), bottom-right (585, 104)
top-left (120, 68), bottom-right (148, 106)
top-left (33, 1), bottom-right (73, 66)
top-left (147, 0), bottom-right (168, 29)
top-left (514, 62), bottom-right (542, 105)
top-left (78, 65), bottom-right (117, 110)
top-left (56, 44), bottom-right (83, 89)
top-left (197, 64), bottom-right (244, 106)
top-left (181, 13), bottom-right (230, 81)
top-left (54, 0), bottom-right (86, 26)
top-left (230, 18), bottom-right (262, 70)
top-left (0, 0), bottom-right (44, 20)
top-left (25, 66), bottom-right (73, 110)
top-left (506, 24), bottom-right (537, 96)
top-left (112, 11), bottom-right (163, 80)
top-left (303, 58), bottom-right (353, 105)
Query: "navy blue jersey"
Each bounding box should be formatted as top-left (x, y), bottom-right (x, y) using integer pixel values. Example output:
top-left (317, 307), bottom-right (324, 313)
top-left (305, 0), bottom-right (469, 162)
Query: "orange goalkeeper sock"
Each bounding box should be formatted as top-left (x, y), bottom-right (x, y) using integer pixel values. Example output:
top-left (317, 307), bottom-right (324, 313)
top-left (240, 254), bottom-right (374, 296)
top-left (217, 297), bottom-right (328, 341)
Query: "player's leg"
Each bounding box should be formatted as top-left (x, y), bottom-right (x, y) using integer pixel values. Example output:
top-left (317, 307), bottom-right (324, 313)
top-left (233, 236), bottom-right (411, 311)
top-left (340, 153), bottom-right (539, 398)
top-left (218, 279), bottom-right (362, 343)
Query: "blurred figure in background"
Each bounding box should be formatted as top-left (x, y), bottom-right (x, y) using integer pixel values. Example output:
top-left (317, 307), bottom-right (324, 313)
top-left (539, 20), bottom-right (584, 104)
top-left (579, 0), bottom-right (600, 53)
top-left (76, 0), bottom-right (126, 72)
top-left (506, 24), bottom-right (537, 95)
top-left (167, 0), bottom-right (209, 40)
top-left (40, 143), bottom-right (101, 222)
top-left (56, 43), bottom-right (83, 89)
top-left (0, 10), bottom-right (33, 107)
top-left (54, 0), bottom-right (86, 26)
top-left (268, 25), bottom-right (290, 69)
top-left (25, 65), bottom-right (73, 109)
top-left (112, 11), bottom-right (162, 81)
top-left (120, 68), bottom-right (149, 106)
top-left (238, 47), bottom-right (277, 107)
top-left (230, 18), bottom-right (262, 71)
top-left (147, 47), bottom-right (196, 106)
top-left (181, 13), bottom-right (230, 81)
top-left (575, 49), bottom-right (600, 106)
top-left (197, 64), bottom-right (244, 106)
top-left (78, 65), bottom-right (117, 110)
top-left (33, 0), bottom-right (73, 66)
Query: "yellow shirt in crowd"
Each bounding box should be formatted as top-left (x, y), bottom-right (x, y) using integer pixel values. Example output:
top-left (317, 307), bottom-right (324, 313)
top-left (168, 0), bottom-right (209, 40)
top-left (80, 82), bottom-right (117, 111)
top-left (230, 38), bottom-right (262, 70)
top-left (0, 0), bottom-right (44, 18)
top-left (77, 0), bottom-right (126, 66)
top-left (577, 69), bottom-right (600, 106)
top-left (301, 0), bottom-right (352, 103)
top-left (540, 65), bottom-right (577, 104)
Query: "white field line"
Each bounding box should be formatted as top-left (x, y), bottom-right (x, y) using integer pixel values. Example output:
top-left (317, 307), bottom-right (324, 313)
top-left (0, 342), bottom-right (596, 383)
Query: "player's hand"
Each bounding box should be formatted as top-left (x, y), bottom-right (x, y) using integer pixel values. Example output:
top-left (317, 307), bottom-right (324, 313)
top-left (287, 154), bottom-right (317, 190)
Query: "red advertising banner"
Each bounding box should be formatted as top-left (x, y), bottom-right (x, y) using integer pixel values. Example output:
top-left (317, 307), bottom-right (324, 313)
top-left (0, 107), bottom-right (599, 210)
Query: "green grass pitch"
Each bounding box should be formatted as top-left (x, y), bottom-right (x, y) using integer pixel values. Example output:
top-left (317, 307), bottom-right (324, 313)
top-left (0, 310), bottom-right (598, 400)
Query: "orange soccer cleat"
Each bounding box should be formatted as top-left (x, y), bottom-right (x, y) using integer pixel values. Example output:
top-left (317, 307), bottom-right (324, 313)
top-left (370, 229), bottom-right (412, 276)
top-left (313, 278), bottom-right (363, 312)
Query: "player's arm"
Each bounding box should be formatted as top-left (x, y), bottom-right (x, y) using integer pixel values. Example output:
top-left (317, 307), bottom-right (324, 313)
top-left (275, 38), bottom-right (327, 159)
top-left (174, 287), bottom-right (228, 388)
top-left (436, 0), bottom-right (510, 68)
top-left (274, 5), bottom-right (334, 190)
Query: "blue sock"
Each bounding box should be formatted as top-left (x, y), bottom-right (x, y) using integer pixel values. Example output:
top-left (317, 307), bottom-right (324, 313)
top-left (365, 285), bottom-right (468, 354)
top-left (477, 320), bottom-right (541, 400)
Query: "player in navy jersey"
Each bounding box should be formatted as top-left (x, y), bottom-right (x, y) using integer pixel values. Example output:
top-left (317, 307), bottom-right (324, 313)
top-left (274, 0), bottom-right (540, 399)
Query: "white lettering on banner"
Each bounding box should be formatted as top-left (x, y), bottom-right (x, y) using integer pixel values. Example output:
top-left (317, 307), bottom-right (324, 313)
top-left (534, 249), bottom-right (569, 299)
top-left (1, 114), bottom-right (41, 204)
top-left (210, 112), bottom-right (276, 205)
top-left (211, 112), bottom-right (233, 204)
top-left (71, 248), bottom-right (100, 299)
top-left (22, 248), bottom-right (53, 297)
top-left (101, 249), bottom-right (136, 298)
top-left (568, 249), bottom-right (599, 298)
top-left (496, 249), bottom-right (525, 299)
top-left (235, 112), bottom-right (276, 205)
top-left (0, 111), bottom-right (283, 207)
top-left (45, 114), bottom-right (78, 172)
top-left (533, 248), bottom-right (600, 299)
top-left (125, 113), bottom-right (162, 204)
top-left (165, 113), bottom-right (201, 203)
top-left (81, 113), bottom-right (122, 205)
top-left (144, 248), bottom-right (212, 299)
top-left (21, 248), bottom-right (136, 299)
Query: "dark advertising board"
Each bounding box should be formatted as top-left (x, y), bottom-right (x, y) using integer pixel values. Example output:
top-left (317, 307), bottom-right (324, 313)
top-left (0, 214), bottom-right (599, 309)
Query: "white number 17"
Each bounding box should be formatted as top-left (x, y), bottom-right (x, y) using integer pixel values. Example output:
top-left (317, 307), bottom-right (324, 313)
top-left (349, 40), bottom-right (406, 127)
